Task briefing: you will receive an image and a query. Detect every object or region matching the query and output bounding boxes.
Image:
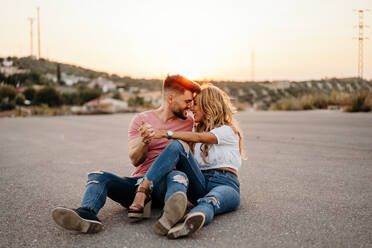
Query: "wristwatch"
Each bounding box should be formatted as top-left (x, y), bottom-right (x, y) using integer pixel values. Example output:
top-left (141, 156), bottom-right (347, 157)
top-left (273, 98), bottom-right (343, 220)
top-left (167, 130), bottom-right (174, 139)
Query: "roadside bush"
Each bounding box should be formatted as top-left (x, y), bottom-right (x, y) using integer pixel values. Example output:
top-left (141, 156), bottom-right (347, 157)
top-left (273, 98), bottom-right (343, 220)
top-left (31, 104), bottom-right (71, 116)
top-left (271, 89), bottom-right (371, 112)
top-left (0, 101), bottom-right (15, 111)
top-left (344, 88), bottom-right (371, 112)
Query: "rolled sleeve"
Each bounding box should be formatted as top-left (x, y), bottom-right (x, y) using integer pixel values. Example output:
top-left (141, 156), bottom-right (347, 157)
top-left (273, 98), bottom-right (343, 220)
top-left (210, 125), bottom-right (237, 145)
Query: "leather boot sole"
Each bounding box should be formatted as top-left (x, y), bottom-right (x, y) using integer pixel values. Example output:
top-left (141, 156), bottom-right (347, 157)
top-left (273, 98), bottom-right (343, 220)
top-left (167, 212), bottom-right (205, 239)
top-left (52, 207), bottom-right (102, 233)
top-left (153, 192), bottom-right (187, 235)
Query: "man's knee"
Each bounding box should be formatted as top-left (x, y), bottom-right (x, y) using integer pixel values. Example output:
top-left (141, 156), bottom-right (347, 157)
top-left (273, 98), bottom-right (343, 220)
top-left (86, 170), bottom-right (107, 185)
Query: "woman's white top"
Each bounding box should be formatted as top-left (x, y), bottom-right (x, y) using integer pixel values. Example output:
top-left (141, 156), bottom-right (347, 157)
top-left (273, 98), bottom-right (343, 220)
top-left (193, 125), bottom-right (242, 171)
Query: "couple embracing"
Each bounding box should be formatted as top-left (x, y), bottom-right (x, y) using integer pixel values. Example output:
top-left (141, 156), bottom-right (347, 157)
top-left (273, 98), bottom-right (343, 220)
top-left (52, 74), bottom-right (244, 239)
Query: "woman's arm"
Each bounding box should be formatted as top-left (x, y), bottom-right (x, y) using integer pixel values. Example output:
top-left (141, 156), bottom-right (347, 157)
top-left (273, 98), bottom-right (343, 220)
top-left (154, 130), bottom-right (218, 144)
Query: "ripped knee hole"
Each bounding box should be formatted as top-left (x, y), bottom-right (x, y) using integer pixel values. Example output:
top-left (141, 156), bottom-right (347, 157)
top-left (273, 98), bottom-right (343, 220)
top-left (88, 170), bottom-right (104, 175)
top-left (86, 180), bottom-right (99, 185)
top-left (206, 197), bottom-right (218, 203)
top-left (172, 175), bottom-right (188, 186)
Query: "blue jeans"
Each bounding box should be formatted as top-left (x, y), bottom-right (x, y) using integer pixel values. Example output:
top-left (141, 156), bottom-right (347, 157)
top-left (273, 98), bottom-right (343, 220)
top-left (144, 140), bottom-right (240, 225)
top-left (81, 170), bottom-right (188, 215)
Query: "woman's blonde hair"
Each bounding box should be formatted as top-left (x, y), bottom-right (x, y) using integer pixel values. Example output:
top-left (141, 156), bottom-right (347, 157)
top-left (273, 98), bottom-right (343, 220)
top-left (195, 84), bottom-right (246, 163)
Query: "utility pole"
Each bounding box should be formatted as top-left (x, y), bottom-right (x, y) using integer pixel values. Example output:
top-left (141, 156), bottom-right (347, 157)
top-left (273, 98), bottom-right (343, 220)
top-left (353, 9), bottom-right (369, 81)
top-left (28, 17), bottom-right (34, 56)
top-left (251, 49), bottom-right (255, 82)
top-left (37, 6), bottom-right (41, 59)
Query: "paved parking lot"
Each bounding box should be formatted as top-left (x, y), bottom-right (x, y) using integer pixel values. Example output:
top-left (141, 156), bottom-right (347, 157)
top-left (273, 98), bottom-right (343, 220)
top-left (1, 111), bottom-right (371, 248)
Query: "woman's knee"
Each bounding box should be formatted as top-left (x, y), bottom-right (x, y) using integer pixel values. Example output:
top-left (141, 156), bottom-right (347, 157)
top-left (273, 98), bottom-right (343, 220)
top-left (166, 171), bottom-right (189, 188)
top-left (167, 140), bottom-right (189, 154)
top-left (199, 186), bottom-right (240, 212)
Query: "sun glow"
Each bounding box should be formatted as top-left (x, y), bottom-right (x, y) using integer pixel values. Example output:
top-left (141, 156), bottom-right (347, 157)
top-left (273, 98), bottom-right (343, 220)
top-left (1, 0), bottom-right (371, 80)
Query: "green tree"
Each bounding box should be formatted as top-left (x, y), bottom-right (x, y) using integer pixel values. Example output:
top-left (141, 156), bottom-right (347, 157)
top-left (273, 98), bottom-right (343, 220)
top-left (128, 95), bottom-right (145, 107)
top-left (112, 91), bottom-right (122, 100)
top-left (0, 72), bottom-right (6, 83)
top-left (0, 85), bottom-right (17, 101)
top-left (79, 88), bottom-right (102, 105)
top-left (24, 87), bottom-right (37, 101)
top-left (57, 63), bottom-right (61, 84)
top-left (34, 86), bottom-right (62, 107)
top-left (62, 92), bottom-right (80, 105)
top-left (15, 93), bottom-right (26, 105)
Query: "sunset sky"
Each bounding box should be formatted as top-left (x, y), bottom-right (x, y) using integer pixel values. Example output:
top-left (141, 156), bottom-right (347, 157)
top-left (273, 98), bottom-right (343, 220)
top-left (1, 0), bottom-right (371, 81)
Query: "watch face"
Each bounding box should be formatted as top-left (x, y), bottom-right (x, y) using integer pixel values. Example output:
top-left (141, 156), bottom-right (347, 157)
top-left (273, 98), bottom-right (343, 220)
top-left (167, 131), bottom-right (174, 138)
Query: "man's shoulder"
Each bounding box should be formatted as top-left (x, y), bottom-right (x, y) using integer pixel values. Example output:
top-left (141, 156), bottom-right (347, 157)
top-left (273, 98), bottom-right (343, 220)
top-left (136, 110), bottom-right (154, 118)
top-left (131, 110), bottom-right (154, 122)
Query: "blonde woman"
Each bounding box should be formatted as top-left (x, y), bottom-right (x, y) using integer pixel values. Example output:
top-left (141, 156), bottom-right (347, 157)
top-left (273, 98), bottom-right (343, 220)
top-left (129, 84), bottom-right (244, 238)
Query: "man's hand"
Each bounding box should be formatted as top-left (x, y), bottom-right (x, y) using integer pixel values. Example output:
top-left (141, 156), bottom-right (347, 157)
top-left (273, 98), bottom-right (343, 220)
top-left (139, 120), bottom-right (155, 144)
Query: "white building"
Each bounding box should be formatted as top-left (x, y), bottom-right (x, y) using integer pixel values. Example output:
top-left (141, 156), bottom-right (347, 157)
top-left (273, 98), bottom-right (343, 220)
top-left (45, 73), bottom-right (89, 86)
top-left (82, 94), bottom-right (128, 113)
top-left (89, 77), bottom-right (117, 92)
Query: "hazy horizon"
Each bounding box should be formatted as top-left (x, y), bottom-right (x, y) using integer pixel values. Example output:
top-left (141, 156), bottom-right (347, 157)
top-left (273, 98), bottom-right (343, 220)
top-left (1, 0), bottom-right (371, 81)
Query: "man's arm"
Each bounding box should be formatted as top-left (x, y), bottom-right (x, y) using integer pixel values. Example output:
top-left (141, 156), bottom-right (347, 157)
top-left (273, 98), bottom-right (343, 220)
top-left (129, 121), bottom-right (155, 167)
top-left (129, 137), bottom-right (149, 167)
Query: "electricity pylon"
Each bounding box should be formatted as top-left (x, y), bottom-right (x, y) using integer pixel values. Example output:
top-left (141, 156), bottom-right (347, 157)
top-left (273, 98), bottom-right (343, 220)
top-left (251, 49), bottom-right (255, 82)
top-left (28, 17), bottom-right (34, 56)
top-left (37, 6), bottom-right (41, 59)
top-left (353, 9), bottom-right (369, 81)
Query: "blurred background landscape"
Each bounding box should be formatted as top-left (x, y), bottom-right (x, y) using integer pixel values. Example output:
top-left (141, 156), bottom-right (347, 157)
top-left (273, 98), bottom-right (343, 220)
top-left (1, 2), bottom-right (372, 247)
top-left (0, 0), bottom-right (371, 116)
top-left (1, 56), bottom-right (371, 116)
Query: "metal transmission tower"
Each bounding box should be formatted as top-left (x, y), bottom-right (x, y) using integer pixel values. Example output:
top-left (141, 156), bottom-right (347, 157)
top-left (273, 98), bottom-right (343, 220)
top-left (353, 9), bottom-right (369, 80)
top-left (251, 49), bottom-right (255, 81)
top-left (28, 17), bottom-right (34, 56)
top-left (37, 6), bottom-right (41, 59)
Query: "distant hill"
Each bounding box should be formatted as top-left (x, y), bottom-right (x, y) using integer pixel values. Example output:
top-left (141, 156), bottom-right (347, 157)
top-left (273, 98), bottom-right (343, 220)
top-left (2, 56), bottom-right (163, 91)
top-left (10, 56), bottom-right (106, 79)
top-left (2, 56), bottom-right (372, 109)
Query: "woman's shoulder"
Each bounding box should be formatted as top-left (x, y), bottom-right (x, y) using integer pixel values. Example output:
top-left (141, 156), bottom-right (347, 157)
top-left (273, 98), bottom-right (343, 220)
top-left (210, 125), bottom-right (239, 144)
top-left (211, 125), bottom-right (235, 133)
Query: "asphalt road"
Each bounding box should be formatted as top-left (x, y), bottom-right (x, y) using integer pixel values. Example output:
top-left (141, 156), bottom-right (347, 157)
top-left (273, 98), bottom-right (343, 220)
top-left (0, 111), bottom-right (371, 248)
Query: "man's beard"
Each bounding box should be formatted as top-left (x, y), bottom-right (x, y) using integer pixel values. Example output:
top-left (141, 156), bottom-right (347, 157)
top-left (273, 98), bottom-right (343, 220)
top-left (173, 108), bottom-right (187, 120)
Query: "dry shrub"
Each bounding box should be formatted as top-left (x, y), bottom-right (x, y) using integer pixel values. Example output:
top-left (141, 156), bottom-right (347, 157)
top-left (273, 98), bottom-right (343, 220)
top-left (344, 88), bottom-right (372, 112)
top-left (271, 89), bottom-right (372, 112)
